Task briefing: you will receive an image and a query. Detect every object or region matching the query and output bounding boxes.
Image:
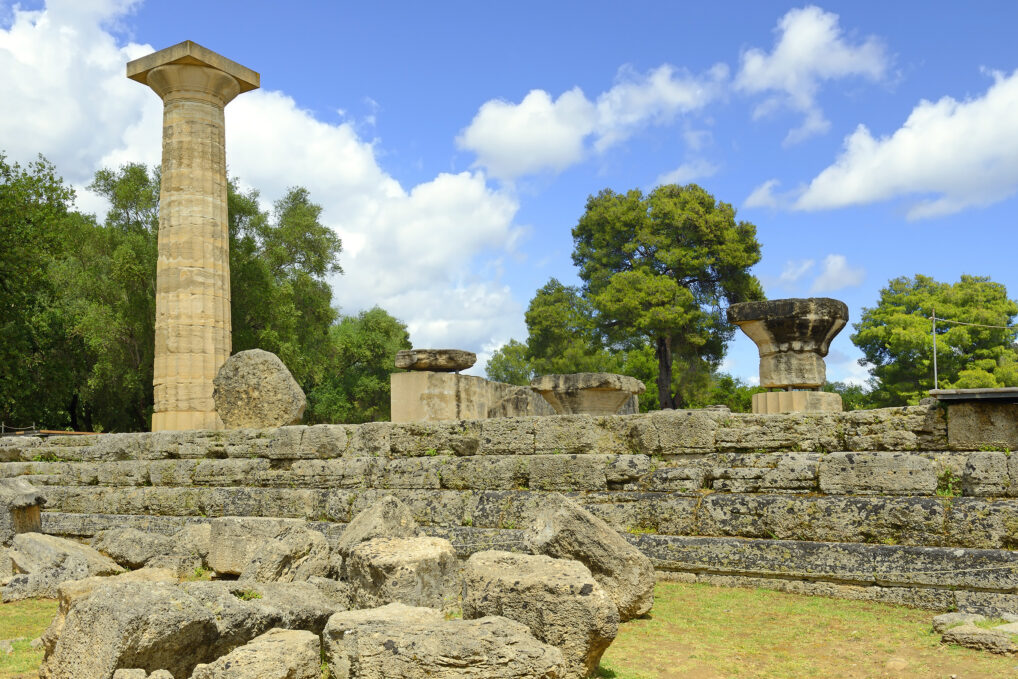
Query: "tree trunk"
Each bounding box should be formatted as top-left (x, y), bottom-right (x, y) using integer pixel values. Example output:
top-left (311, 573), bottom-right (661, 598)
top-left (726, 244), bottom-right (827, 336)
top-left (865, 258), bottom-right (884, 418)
top-left (68, 393), bottom-right (79, 432)
top-left (655, 335), bottom-right (674, 409)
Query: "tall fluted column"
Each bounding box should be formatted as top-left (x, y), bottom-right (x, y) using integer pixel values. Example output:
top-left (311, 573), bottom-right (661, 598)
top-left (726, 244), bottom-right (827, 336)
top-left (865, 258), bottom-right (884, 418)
top-left (127, 42), bottom-right (259, 431)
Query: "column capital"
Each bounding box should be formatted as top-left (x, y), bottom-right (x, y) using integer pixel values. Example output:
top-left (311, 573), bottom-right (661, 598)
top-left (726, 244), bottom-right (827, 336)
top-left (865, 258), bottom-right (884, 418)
top-left (127, 40), bottom-right (259, 105)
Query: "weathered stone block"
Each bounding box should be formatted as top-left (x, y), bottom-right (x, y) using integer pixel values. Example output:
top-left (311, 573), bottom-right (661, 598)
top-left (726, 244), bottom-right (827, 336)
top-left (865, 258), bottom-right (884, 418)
top-left (323, 603), bottom-right (564, 679)
top-left (346, 536), bottom-right (458, 611)
top-left (0, 477), bottom-right (44, 545)
top-left (90, 528), bottom-right (175, 569)
top-left (207, 517), bottom-right (305, 575)
top-left (462, 551), bottom-right (618, 679)
top-left (963, 450), bottom-right (1011, 497)
top-left (946, 402), bottom-right (1018, 451)
top-left (524, 493), bottom-right (655, 622)
top-left (389, 421), bottom-right (481, 457)
top-left (529, 455), bottom-right (608, 491)
top-left (190, 628), bottom-right (321, 679)
top-left (335, 495), bottom-right (418, 558)
top-left (479, 417), bottom-right (536, 455)
top-left (299, 424), bottom-right (348, 458)
top-left (819, 452), bottom-right (937, 495)
top-left (534, 416), bottom-right (599, 454)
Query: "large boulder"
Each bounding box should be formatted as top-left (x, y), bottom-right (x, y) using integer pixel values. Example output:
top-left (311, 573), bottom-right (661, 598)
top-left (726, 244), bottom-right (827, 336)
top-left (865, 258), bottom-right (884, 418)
top-left (335, 495), bottom-right (418, 559)
top-left (323, 603), bottom-right (564, 679)
top-left (523, 494), bottom-right (655, 621)
top-left (462, 550), bottom-right (618, 679)
top-left (3, 532), bottom-right (125, 601)
top-left (190, 628), bottom-right (320, 679)
top-left (39, 581), bottom-right (219, 679)
top-left (213, 349), bottom-right (306, 429)
top-left (238, 524), bottom-right (333, 583)
top-left (0, 477), bottom-right (45, 545)
top-left (40, 580), bottom-right (338, 679)
top-left (346, 536), bottom-right (458, 611)
top-left (40, 568), bottom-right (178, 657)
top-left (91, 529), bottom-right (175, 570)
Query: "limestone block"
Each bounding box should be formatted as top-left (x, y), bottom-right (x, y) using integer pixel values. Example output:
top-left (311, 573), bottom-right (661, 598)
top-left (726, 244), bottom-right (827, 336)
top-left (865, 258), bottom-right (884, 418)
top-left (189, 628), bottom-right (320, 679)
top-left (528, 454), bottom-right (609, 491)
top-left (335, 495), bottom-right (418, 558)
top-left (40, 568), bottom-right (179, 659)
top-left (346, 536), bottom-right (458, 610)
top-left (941, 623), bottom-right (1018, 654)
top-left (90, 528), bottom-right (175, 569)
top-left (207, 517), bottom-right (305, 575)
top-left (480, 417), bottom-right (537, 455)
top-left (651, 410), bottom-right (720, 453)
top-left (963, 450), bottom-right (1011, 497)
top-left (213, 350), bottom-right (306, 429)
top-left (3, 533), bottom-right (124, 601)
top-left (0, 477), bottom-right (45, 545)
top-left (238, 524), bottom-right (333, 583)
top-left (523, 493), bottom-right (655, 621)
top-left (395, 349), bottom-right (476, 371)
top-left (39, 581), bottom-right (218, 679)
top-left (946, 402), bottom-right (1018, 450)
top-left (932, 612), bottom-right (986, 633)
top-left (462, 551), bottom-right (619, 679)
top-left (710, 453), bottom-right (821, 493)
top-left (531, 373), bottom-right (646, 416)
top-left (389, 421), bottom-right (481, 457)
top-left (944, 499), bottom-right (1018, 549)
top-left (819, 452), bottom-right (937, 496)
top-left (390, 372), bottom-right (490, 423)
top-left (751, 390), bottom-right (843, 414)
top-left (299, 424), bottom-right (348, 458)
top-left (323, 603), bottom-right (565, 679)
top-left (436, 456), bottom-right (529, 490)
top-left (639, 467), bottom-right (706, 492)
top-left (534, 415), bottom-right (600, 454)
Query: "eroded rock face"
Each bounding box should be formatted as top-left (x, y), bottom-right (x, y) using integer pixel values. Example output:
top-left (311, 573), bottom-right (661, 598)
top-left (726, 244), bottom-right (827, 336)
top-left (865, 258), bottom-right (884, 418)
top-left (395, 349), bottom-right (476, 372)
top-left (523, 494), bottom-right (655, 622)
top-left (727, 297), bottom-right (849, 389)
top-left (213, 349), bottom-right (306, 429)
top-left (530, 373), bottom-right (646, 416)
top-left (346, 536), bottom-right (458, 611)
top-left (462, 550), bottom-right (619, 679)
top-left (238, 524), bottom-right (334, 583)
top-left (941, 623), bottom-right (1018, 654)
top-left (3, 533), bottom-right (125, 601)
top-left (39, 581), bottom-right (218, 679)
top-left (323, 603), bottom-right (565, 679)
top-left (91, 528), bottom-right (175, 570)
top-left (335, 495), bottom-right (418, 559)
top-left (189, 628), bottom-right (321, 679)
top-left (0, 477), bottom-right (45, 545)
top-left (207, 517), bottom-right (304, 576)
top-left (40, 580), bottom-right (338, 679)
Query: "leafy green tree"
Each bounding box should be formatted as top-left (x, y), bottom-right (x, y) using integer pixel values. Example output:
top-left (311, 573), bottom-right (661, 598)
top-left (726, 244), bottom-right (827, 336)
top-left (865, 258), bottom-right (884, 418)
top-left (0, 153), bottom-right (78, 429)
top-left (307, 307), bottom-right (411, 423)
top-left (572, 184), bottom-right (764, 408)
top-left (822, 381), bottom-right (874, 411)
top-left (524, 279), bottom-right (624, 376)
top-left (853, 275), bottom-right (1018, 406)
top-left (485, 339), bottom-right (534, 386)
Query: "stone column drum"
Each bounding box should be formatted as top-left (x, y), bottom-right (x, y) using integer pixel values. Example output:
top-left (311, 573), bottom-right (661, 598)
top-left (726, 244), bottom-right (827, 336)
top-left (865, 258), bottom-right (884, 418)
top-left (727, 298), bottom-right (849, 414)
top-left (127, 42), bottom-right (259, 431)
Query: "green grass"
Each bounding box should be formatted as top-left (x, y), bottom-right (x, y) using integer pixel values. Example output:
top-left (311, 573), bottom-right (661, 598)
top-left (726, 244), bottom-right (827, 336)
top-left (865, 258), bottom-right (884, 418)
top-left (598, 582), bottom-right (1018, 678)
top-left (0, 598), bottom-right (57, 679)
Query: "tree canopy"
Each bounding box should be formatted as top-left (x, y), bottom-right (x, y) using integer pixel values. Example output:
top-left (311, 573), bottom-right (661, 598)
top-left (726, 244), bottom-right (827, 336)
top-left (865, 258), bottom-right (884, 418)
top-left (852, 274), bottom-right (1018, 406)
top-left (571, 184), bottom-right (764, 408)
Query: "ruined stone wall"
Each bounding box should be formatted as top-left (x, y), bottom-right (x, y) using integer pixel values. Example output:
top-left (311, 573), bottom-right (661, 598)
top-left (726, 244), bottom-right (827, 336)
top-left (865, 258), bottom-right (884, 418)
top-left (2, 404), bottom-right (1017, 614)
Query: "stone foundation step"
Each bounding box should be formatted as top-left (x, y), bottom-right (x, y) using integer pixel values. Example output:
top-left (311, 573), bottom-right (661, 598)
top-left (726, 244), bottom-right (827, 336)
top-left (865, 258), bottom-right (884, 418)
top-left (30, 486), bottom-right (1018, 549)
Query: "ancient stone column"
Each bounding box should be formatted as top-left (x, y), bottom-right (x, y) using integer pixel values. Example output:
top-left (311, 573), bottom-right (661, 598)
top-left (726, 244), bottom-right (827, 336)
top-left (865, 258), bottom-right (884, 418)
top-left (127, 42), bottom-right (259, 431)
top-left (728, 298), bottom-right (849, 414)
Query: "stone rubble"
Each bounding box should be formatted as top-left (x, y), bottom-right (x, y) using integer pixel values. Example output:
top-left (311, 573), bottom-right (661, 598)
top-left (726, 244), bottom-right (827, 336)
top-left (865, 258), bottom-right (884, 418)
top-left (212, 349), bottom-right (306, 429)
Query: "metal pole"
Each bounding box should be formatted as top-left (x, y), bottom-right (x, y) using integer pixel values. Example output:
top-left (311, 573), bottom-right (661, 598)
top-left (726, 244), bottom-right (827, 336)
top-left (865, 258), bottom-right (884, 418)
top-left (932, 308), bottom-right (938, 390)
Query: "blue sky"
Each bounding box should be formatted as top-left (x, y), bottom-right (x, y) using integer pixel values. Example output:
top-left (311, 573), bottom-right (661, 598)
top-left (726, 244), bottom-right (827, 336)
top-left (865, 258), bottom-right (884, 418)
top-left (2, 0), bottom-right (1016, 386)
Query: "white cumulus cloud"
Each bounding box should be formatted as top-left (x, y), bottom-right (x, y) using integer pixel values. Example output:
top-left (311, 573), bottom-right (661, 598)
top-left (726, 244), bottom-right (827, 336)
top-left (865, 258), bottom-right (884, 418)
top-left (743, 179), bottom-right (782, 208)
top-left (457, 63), bottom-right (728, 180)
top-left (735, 5), bottom-right (888, 144)
top-left (0, 0), bottom-right (527, 355)
top-left (655, 159), bottom-right (719, 186)
top-left (779, 259), bottom-right (816, 286)
top-left (810, 254), bottom-right (864, 292)
top-left (795, 68), bottom-right (1018, 219)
